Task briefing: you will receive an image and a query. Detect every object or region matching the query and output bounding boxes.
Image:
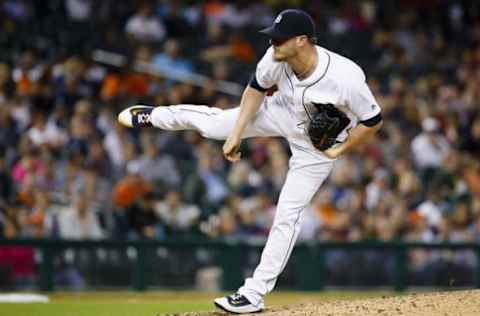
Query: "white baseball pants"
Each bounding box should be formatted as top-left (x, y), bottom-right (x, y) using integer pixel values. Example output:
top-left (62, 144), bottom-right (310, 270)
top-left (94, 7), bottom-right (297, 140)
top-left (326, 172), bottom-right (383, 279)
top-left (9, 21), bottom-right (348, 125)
top-left (151, 99), bottom-right (333, 307)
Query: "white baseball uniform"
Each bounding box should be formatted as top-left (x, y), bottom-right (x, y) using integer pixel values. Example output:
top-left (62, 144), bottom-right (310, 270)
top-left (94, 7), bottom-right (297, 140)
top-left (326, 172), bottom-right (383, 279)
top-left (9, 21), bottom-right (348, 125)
top-left (150, 45), bottom-right (380, 307)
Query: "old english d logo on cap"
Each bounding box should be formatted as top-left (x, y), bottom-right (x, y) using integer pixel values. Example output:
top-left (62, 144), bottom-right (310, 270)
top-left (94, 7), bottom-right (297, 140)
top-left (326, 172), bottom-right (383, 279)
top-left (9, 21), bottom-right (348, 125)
top-left (259, 9), bottom-right (315, 40)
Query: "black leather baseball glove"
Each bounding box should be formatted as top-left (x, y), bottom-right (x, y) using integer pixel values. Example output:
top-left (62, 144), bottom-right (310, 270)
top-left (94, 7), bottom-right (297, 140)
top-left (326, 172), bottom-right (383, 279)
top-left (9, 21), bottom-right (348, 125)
top-left (307, 103), bottom-right (351, 151)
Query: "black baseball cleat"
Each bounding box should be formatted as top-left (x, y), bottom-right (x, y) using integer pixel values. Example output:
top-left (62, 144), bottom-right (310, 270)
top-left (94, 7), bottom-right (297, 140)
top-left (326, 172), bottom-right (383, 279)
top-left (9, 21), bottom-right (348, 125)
top-left (118, 105), bottom-right (154, 128)
top-left (214, 293), bottom-right (264, 314)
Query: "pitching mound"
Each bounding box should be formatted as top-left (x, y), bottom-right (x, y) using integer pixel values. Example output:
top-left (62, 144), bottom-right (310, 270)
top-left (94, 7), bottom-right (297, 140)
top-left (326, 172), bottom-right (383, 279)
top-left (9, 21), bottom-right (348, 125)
top-left (177, 290), bottom-right (480, 316)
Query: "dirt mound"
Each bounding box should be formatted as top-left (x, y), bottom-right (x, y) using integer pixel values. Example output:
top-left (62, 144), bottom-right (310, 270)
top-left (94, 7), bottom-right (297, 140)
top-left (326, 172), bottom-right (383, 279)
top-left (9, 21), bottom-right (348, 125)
top-left (174, 290), bottom-right (480, 316)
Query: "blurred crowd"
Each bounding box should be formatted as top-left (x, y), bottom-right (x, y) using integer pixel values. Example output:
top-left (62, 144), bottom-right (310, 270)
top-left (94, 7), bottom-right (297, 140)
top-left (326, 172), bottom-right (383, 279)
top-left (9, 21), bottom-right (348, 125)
top-left (1, 0), bottom-right (480, 287)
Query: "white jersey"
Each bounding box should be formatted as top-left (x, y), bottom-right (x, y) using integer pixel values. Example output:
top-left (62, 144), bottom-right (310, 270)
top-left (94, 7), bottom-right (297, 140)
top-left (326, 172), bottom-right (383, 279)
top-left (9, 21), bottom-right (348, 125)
top-left (255, 45), bottom-right (381, 142)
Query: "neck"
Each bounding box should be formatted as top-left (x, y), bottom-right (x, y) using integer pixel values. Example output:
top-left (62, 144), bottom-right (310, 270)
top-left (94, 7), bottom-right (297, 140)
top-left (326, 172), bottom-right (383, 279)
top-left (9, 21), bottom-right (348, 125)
top-left (288, 45), bottom-right (318, 80)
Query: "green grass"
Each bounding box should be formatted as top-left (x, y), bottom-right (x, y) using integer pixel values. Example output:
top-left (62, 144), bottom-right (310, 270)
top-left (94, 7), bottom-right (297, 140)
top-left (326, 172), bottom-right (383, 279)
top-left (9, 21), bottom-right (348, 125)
top-left (0, 290), bottom-right (397, 316)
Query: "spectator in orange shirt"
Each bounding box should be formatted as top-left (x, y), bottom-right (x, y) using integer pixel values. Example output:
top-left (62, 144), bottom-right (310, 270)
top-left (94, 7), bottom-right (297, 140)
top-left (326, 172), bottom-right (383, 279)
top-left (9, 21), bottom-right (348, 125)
top-left (112, 165), bottom-right (153, 209)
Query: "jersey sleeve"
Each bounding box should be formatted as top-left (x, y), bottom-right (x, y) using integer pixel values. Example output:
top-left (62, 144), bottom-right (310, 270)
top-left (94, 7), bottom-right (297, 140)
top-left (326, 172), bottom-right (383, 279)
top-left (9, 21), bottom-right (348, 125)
top-left (344, 70), bottom-right (381, 122)
top-left (254, 46), bottom-right (283, 90)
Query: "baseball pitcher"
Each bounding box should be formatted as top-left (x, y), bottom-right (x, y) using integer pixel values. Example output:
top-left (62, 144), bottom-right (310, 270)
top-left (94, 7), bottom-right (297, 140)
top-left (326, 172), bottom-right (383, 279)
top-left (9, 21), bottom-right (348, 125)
top-left (118, 9), bottom-right (382, 314)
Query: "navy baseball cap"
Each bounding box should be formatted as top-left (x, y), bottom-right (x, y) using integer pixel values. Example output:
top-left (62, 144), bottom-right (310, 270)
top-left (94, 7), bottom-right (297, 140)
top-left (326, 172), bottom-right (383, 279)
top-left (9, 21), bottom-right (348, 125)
top-left (260, 9), bottom-right (316, 40)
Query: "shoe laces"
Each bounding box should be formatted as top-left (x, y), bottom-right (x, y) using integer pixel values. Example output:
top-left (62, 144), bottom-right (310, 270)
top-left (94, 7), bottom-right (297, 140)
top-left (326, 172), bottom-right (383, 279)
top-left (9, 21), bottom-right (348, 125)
top-left (230, 293), bottom-right (243, 301)
top-left (136, 111), bottom-right (151, 124)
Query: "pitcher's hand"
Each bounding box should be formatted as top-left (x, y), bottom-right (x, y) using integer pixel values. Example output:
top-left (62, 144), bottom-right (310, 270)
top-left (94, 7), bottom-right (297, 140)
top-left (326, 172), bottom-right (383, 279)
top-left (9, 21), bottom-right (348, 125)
top-left (223, 133), bottom-right (242, 162)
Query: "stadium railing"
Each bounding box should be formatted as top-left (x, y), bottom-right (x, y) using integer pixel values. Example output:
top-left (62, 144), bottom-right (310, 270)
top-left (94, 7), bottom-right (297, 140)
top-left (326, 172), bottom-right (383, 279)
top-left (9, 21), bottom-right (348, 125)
top-left (0, 239), bottom-right (479, 292)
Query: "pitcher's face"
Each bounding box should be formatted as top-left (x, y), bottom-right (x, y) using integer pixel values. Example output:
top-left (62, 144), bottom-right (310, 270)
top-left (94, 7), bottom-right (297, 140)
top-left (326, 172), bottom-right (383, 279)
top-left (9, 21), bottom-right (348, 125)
top-left (271, 35), bottom-right (311, 62)
top-left (270, 37), bottom-right (298, 61)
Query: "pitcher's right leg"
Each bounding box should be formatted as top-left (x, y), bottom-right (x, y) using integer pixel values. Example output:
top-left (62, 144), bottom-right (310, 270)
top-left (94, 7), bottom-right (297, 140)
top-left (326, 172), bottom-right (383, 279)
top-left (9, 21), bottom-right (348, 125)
top-left (119, 104), bottom-right (239, 140)
top-left (119, 103), bottom-right (285, 140)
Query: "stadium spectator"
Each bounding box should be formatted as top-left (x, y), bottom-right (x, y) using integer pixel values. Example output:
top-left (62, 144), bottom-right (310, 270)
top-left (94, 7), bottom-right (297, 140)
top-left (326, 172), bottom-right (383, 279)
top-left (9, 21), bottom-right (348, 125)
top-left (27, 111), bottom-right (67, 149)
top-left (112, 165), bottom-right (153, 209)
top-left (152, 39), bottom-right (194, 77)
top-left (126, 191), bottom-right (164, 239)
top-left (411, 117), bottom-right (451, 169)
top-left (125, 4), bottom-right (166, 43)
top-left (57, 190), bottom-right (103, 239)
top-left (65, 0), bottom-right (92, 22)
top-left (155, 190), bottom-right (201, 235)
top-left (126, 131), bottom-right (180, 190)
